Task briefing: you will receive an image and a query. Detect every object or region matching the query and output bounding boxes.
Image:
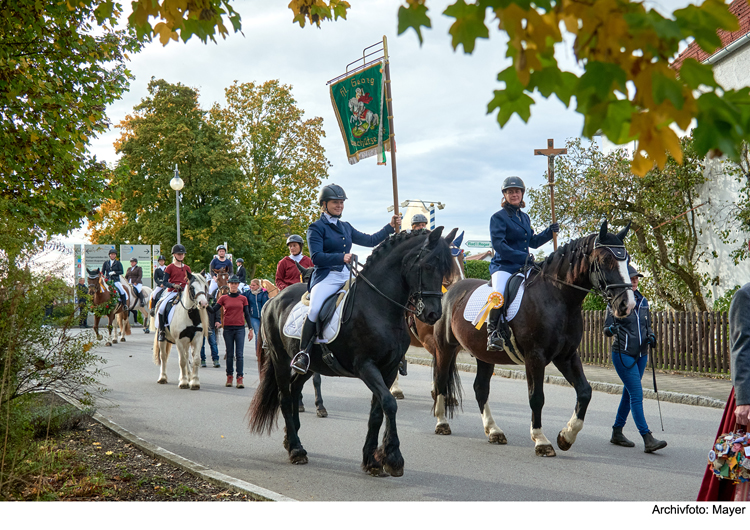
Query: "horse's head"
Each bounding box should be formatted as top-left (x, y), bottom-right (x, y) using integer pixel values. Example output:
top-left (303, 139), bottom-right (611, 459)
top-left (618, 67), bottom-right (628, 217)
top-left (186, 272), bottom-right (209, 309)
top-left (86, 268), bottom-right (101, 296)
top-left (402, 226), bottom-right (457, 325)
top-left (590, 220), bottom-right (635, 318)
top-left (212, 267), bottom-right (230, 287)
top-left (444, 230), bottom-right (466, 287)
top-left (294, 260), bottom-right (313, 284)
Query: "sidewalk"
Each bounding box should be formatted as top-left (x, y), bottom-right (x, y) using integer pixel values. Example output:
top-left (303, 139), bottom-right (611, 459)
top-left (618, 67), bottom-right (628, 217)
top-left (404, 346), bottom-right (732, 409)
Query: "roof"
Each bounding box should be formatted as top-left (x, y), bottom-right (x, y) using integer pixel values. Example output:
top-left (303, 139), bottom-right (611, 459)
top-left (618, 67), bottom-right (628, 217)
top-left (672, 0), bottom-right (750, 71)
top-left (465, 250), bottom-right (493, 261)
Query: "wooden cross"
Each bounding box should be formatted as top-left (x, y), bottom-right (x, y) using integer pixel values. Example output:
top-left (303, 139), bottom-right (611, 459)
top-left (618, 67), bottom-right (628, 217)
top-left (534, 139), bottom-right (567, 250)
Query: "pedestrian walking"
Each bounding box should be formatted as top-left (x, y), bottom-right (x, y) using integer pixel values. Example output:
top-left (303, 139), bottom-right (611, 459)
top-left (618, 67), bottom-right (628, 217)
top-left (243, 278), bottom-right (268, 340)
top-left (214, 275), bottom-right (253, 388)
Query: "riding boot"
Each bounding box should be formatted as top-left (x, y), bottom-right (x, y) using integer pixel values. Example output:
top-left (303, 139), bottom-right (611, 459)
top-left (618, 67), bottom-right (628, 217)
top-left (642, 432), bottom-right (667, 453)
top-left (157, 315), bottom-right (166, 342)
top-left (291, 318), bottom-right (317, 375)
top-left (486, 308), bottom-right (505, 351)
top-left (398, 354), bottom-right (408, 376)
top-left (137, 289), bottom-right (145, 307)
top-left (120, 293), bottom-right (128, 311)
top-left (610, 426), bottom-right (635, 447)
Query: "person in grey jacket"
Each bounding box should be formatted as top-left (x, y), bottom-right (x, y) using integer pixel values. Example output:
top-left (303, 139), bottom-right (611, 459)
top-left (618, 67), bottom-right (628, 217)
top-left (603, 264), bottom-right (667, 453)
top-left (731, 283), bottom-right (750, 425)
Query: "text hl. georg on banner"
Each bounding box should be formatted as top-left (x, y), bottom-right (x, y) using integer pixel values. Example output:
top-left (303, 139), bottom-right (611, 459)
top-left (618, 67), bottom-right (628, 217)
top-left (329, 62), bottom-right (391, 165)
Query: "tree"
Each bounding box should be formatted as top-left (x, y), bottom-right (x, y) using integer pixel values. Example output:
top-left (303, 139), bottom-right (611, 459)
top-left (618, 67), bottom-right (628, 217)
top-left (88, 79), bottom-right (253, 270)
top-left (210, 80), bottom-right (330, 278)
top-left (110, 1), bottom-right (750, 177)
top-left (527, 135), bottom-right (711, 312)
top-left (0, 1), bottom-right (140, 239)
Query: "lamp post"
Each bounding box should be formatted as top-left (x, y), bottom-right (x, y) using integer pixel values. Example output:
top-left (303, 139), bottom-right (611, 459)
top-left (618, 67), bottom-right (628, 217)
top-left (170, 164), bottom-right (184, 244)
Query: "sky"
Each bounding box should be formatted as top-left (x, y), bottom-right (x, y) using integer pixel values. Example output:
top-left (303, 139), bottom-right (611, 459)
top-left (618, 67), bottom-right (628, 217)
top-left (66, 0), bottom-right (694, 260)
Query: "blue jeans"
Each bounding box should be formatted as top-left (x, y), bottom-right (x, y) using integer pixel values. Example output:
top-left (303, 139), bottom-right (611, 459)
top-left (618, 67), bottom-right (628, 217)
top-left (612, 351), bottom-right (650, 435)
top-left (200, 331), bottom-right (219, 362)
top-left (250, 317), bottom-right (261, 339)
top-left (223, 326), bottom-right (245, 377)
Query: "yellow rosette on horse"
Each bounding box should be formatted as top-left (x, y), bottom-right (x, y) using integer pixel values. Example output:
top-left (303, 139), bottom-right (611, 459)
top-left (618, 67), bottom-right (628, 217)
top-left (472, 291), bottom-right (504, 330)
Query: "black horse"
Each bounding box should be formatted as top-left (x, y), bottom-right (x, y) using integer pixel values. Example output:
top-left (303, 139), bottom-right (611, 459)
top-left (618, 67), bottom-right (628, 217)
top-left (431, 221), bottom-right (635, 456)
top-left (248, 227), bottom-right (457, 476)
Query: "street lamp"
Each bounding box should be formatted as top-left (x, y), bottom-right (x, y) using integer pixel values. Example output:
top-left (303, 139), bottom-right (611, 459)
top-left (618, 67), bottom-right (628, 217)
top-left (170, 164), bottom-right (184, 244)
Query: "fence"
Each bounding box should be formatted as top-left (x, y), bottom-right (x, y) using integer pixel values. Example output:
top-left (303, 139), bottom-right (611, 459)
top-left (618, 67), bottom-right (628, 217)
top-left (579, 310), bottom-right (731, 376)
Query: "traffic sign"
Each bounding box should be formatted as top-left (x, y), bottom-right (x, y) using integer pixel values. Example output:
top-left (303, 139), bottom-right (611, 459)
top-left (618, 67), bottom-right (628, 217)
top-left (465, 240), bottom-right (492, 248)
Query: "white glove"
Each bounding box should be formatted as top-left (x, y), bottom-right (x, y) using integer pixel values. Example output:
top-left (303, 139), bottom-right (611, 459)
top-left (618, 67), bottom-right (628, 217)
top-left (108, 271), bottom-right (115, 276)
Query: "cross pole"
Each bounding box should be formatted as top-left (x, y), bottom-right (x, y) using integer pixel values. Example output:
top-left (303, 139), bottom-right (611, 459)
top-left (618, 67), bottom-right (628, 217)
top-left (534, 139), bottom-right (567, 250)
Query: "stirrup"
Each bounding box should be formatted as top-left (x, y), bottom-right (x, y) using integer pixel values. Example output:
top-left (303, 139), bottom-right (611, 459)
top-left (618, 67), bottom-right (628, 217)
top-left (290, 351), bottom-right (310, 375)
top-left (487, 332), bottom-right (505, 352)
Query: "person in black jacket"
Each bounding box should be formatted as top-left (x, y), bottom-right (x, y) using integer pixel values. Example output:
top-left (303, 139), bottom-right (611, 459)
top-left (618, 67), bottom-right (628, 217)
top-left (101, 248), bottom-right (127, 309)
top-left (603, 264), bottom-right (667, 453)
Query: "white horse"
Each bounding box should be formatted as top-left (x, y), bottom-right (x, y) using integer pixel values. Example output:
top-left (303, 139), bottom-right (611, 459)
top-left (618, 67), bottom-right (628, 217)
top-left (150, 273), bottom-right (210, 390)
top-left (348, 98), bottom-right (379, 129)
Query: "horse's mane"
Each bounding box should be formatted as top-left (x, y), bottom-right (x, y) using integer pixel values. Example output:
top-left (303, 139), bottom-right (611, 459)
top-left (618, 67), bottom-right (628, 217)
top-left (537, 233), bottom-right (598, 284)
top-left (360, 230), bottom-right (455, 279)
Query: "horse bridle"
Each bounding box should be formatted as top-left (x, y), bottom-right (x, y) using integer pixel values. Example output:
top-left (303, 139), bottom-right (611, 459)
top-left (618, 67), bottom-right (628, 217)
top-left (588, 241), bottom-right (632, 303)
top-left (178, 278), bottom-right (208, 310)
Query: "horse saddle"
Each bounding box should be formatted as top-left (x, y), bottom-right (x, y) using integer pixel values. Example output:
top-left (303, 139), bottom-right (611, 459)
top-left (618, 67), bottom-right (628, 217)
top-left (483, 271), bottom-right (525, 315)
top-left (300, 280), bottom-right (352, 336)
top-left (283, 287), bottom-right (352, 345)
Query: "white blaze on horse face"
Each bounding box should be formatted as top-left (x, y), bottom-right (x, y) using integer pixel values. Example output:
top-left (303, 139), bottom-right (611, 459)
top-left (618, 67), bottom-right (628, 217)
top-left (617, 259), bottom-right (636, 315)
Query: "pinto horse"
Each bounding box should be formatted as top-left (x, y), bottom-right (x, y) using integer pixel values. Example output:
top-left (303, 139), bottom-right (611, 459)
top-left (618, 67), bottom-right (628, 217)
top-left (150, 273), bottom-right (210, 389)
top-left (248, 227), bottom-right (457, 476)
top-left (86, 268), bottom-right (130, 346)
top-left (431, 221), bottom-right (635, 457)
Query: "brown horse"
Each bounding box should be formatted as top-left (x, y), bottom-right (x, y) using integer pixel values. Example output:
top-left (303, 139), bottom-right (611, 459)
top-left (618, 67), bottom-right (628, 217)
top-left (431, 221), bottom-right (635, 456)
top-left (86, 268), bottom-right (130, 346)
top-left (212, 266), bottom-right (231, 294)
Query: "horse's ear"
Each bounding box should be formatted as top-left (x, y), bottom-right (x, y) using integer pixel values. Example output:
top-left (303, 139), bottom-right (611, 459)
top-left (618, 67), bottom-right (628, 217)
top-left (599, 220), bottom-right (609, 241)
top-left (295, 261), bottom-right (309, 275)
top-left (444, 227), bottom-right (458, 244)
top-left (86, 268), bottom-right (93, 275)
top-left (187, 272), bottom-right (194, 281)
top-left (428, 226), bottom-right (444, 247)
top-left (616, 220), bottom-right (632, 242)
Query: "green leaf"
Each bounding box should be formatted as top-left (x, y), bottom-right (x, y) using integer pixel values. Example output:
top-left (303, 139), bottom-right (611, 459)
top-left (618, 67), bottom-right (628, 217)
top-left (577, 62), bottom-right (627, 101)
top-left (601, 99), bottom-right (636, 144)
top-left (487, 89), bottom-right (534, 126)
top-left (652, 73), bottom-right (684, 109)
top-left (397, 4), bottom-right (431, 45)
top-left (678, 58), bottom-right (718, 90)
top-left (496, 66), bottom-right (525, 99)
top-left (674, 0), bottom-right (739, 54)
top-left (443, 0), bottom-right (489, 54)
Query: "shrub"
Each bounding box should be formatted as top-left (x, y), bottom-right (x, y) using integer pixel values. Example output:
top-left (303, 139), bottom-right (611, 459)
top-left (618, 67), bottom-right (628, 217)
top-left (464, 260), bottom-right (491, 280)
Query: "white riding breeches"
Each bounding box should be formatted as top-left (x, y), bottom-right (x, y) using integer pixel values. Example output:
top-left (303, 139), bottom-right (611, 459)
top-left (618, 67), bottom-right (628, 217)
top-left (208, 279), bottom-right (218, 296)
top-left (151, 286), bottom-right (164, 299)
top-left (114, 281), bottom-right (128, 299)
top-left (491, 271), bottom-right (513, 298)
top-left (158, 291), bottom-right (178, 316)
top-left (308, 269), bottom-right (349, 323)
top-left (131, 283), bottom-right (142, 293)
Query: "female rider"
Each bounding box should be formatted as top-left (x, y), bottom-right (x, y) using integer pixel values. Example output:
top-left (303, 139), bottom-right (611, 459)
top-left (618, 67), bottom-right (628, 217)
top-left (488, 176), bottom-right (558, 351)
top-left (604, 265), bottom-right (667, 453)
top-left (290, 183), bottom-right (401, 374)
top-left (157, 244), bottom-right (192, 342)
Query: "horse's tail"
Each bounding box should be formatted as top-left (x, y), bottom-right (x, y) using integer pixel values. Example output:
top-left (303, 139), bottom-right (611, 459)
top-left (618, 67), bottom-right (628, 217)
top-left (247, 328), bottom-right (280, 435)
top-left (200, 306), bottom-right (209, 341)
top-left (431, 351), bottom-right (462, 419)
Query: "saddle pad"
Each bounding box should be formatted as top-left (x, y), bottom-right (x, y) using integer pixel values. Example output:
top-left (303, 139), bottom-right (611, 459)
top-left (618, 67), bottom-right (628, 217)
top-left (155, 298), bottom-right (179, 328)
top-left (283, 290), bottom-right (349, 344)
top-left (463, 278), bottom-right (527, 324)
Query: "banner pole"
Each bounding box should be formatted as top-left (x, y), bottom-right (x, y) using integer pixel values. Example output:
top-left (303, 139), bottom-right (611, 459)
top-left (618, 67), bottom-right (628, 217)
top-left (383, 35), bottom-right (399, 220)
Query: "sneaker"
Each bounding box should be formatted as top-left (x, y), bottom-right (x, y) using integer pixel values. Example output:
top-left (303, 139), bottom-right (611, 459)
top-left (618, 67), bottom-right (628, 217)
top-left (226, 375), bottom-right (233, 387)
top-left (290, 351), bottom-right (310, 375)
top-left (201, 360), bottom-right (207, 368)
top-left (213, 360), bottom-right (221, 368)
top-left (236, 377), bottom-right (244, 389)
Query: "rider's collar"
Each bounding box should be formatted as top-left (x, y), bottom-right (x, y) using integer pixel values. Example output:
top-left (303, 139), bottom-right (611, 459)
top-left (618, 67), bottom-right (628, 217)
top-left (323, 212), bottom-right (339, 224)
top-left (503, 203), bottom-right (521, 214)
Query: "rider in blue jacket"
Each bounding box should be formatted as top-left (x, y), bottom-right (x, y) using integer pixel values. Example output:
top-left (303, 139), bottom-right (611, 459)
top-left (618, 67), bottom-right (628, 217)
top-left (487, 176), bottom-right (558, 351)
top-left (290, 183), bottom-right (400, 374)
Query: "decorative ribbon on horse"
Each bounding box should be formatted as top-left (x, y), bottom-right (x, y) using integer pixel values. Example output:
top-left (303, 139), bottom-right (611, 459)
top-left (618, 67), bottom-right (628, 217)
top-left (329, 61), bottom-right (391, 165)
top-left (98, 276), bottom-right (108, 293)
top-left (472, 292), bottom-right (504, 329)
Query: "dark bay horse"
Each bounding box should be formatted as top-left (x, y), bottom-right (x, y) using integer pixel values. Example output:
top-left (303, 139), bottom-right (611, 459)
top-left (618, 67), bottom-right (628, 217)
top-left (86, 268), bottom-right (130, 346)
top-left (431, 221), bottom-right (635, 456)
top-left (248, 227), bottom-right (457, 476)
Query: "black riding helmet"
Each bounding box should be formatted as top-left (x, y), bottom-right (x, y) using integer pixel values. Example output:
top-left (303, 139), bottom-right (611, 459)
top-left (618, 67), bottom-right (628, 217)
top-left (158, 255), bottom-right (166, 262)
top-left (130, 258), bottom-right (137, 263)
top-left (228, 275), bottom-right (240, 284)
top-left (501, 176), bottom-right (526, 192)
top-left (286, 234), bottom-right (304, 246)
top-left (108, 248), bottom-right (118, 256)
top-left (411, 213), bottom-right (428, 225)
top-left (171, 244), bottom-right (186, 254)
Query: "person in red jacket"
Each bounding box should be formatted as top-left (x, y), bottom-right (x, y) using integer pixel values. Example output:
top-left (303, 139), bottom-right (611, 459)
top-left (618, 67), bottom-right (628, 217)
top-left (214, 275), bottom-right (253, 389)
top-left (275, 234), bottom-right (313, 291)
top-left (157, 244), bottom-right (192, 342)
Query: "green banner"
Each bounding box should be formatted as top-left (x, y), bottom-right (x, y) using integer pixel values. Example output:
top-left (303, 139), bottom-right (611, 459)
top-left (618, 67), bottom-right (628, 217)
top-left (329, 61), bottom-right (391, 165)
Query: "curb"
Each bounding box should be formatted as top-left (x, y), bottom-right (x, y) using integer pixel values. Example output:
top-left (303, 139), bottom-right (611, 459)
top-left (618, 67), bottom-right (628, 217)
top-left (59, 394), bottom-right (296, 502)
top-left (404, 355), bottom-right (727, 409)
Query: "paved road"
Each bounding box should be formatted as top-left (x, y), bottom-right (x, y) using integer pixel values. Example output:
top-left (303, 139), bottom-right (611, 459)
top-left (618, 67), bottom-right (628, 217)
top-left (92, 328), bottom-right (720, 501)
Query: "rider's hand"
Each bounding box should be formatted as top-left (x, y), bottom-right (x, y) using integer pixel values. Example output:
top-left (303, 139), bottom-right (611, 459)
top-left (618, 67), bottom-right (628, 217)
top-left (343, 253), bottom-right (352, 264)
top-left (736, 404), bottom-right (750, 427)
top-left (550, 223), bottom-right (560, 233)
top-left (390, 214), bottom-right (402, 230)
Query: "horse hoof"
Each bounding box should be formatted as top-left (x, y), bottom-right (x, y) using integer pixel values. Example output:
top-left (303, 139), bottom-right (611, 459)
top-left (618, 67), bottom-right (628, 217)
top-left (317, 407), bottom-right (328, 418)
top-left (535, 444), bottom-right (556, 457)
top-left (435, 423), bottom-right (452, 435)
top-left (556, 431), bottom-right (572, 451)
top-left (157, 379), bottom-right (167, 384)
top-left (391, 390), bottom-right (404, 400)
top-left (179, 383), bottom-right (190, 389)
top-left (105, 342), bottom-right (112, 347)
top-left (120, 338), bottom-right (126, 342)
top-left (366, 467), bottom-right (388, 477)
top-left (488, 432), bottom-right (507, 445)
top-left (190, 384), bottom-right (200, 391)
top-left (384, 464), bottom-right (404, 477)
top-left (289, 448), bottom-right (308, 465)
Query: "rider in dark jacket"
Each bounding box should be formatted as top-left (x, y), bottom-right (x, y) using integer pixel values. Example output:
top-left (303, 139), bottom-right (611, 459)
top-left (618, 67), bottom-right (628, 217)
top-left (487, 176), bottom-right (557, 351)
top-left (603, 264), bottom-right (667, 453)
